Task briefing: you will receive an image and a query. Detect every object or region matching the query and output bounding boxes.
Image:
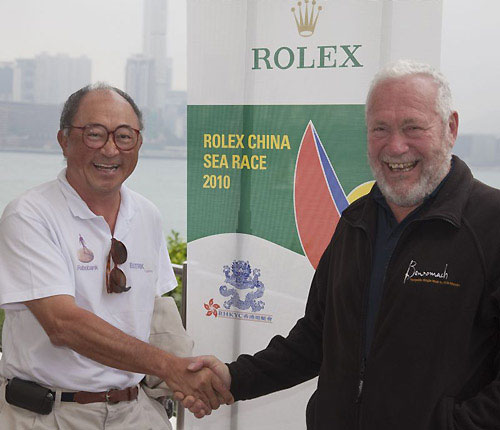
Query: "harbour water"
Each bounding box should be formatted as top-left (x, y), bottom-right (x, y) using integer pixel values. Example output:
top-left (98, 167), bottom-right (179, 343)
top-left (0, 151), bottom-right (187, 239)
top-left (1, 150), bottom-right (499, 243)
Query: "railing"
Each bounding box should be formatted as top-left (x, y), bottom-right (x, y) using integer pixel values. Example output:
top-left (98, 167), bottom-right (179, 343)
top-left (172, 262), bottom-right (188, 329)
top-left (171, 262), bottom-right (188, 430)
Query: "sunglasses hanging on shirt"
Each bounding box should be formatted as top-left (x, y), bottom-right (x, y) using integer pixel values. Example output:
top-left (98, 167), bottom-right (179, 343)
top-left (106, 238), bottom-right (131, 293)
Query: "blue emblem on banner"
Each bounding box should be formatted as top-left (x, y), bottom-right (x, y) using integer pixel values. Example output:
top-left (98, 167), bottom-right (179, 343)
top-left (219, 260), bottom-right (265, 312)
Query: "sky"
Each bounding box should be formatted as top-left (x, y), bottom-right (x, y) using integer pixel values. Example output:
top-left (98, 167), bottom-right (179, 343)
top-left (0, 0), bottom-right (187, 89)
top-left (0, 0), bottom-right (499, 135)
top-left (441, 1), bottom-right (500, 136)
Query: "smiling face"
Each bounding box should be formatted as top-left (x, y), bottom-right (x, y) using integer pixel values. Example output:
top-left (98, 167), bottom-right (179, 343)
top-left (366, 75), bottom-right (458, 213)
top-left (57, 89), bottom-right (142, 204)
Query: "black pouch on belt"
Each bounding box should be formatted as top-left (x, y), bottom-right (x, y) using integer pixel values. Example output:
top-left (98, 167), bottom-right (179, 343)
top-left (5, 377), bottom-right (54, 415)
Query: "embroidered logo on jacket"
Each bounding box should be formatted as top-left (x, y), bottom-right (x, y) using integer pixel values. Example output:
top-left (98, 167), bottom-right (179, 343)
top-left (403, 260), bottom-right (460, 287)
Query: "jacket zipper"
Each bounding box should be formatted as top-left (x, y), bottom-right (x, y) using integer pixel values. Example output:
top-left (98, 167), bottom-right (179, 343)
top-left (347, 204), bottom-right (456, 429)
top-left (356, 356), bottom-right (366, 403)
top-left (355, 219), bottom-right (421, 429)
top-left (355, 225), bottom-right (372, 430)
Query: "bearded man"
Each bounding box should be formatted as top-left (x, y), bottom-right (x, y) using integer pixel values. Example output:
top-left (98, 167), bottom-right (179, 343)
top-left (177, 60), bottom-right (500, 430)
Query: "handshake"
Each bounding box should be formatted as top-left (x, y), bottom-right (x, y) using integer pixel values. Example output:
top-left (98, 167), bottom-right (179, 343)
top-left (165, 355), bottom-right (233, 418)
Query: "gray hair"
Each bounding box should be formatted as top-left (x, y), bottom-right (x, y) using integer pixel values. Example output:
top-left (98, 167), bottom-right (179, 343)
top-left (59, 82), bottom-right (144, 132)
top-left (365, 59), bottom-right (453, 124)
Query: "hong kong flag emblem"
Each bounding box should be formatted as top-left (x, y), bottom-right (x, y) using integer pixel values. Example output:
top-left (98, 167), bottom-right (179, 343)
top-left (294, 121), bottom-right (349, 269)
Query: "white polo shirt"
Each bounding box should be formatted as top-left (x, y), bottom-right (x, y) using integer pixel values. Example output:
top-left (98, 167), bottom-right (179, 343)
top-left (0, 169), bottom-right (177, 391)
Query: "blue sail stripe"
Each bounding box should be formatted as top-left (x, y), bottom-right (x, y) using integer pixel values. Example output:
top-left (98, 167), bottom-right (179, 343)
top-left (313, 128), bottom-right (349, 214)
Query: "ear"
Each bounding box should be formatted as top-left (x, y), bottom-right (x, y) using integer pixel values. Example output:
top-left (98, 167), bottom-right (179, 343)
top-left (57, 129), bottom-right (68, 156)
top-left (447, 111), bottom-right (459, 148)
top-left (137, 133), bottom-right (143, 151)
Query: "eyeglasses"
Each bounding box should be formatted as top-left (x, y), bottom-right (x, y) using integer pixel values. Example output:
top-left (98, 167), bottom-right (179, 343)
top-left (106, 238), bottom-right (131, 293)
top-left (66, 124), bottom-right (141, 151)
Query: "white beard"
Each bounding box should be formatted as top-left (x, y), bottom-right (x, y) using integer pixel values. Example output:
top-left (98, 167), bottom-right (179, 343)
top-left (369, 139), bottom-right (453, 208)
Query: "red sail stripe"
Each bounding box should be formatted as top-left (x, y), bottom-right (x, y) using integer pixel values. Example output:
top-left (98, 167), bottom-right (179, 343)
top-left (294, 122), bottom-right (341, 269)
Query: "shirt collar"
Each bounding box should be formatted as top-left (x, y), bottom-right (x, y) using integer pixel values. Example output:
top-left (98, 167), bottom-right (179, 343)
top-left (57, 168), bottom-right (136, 225)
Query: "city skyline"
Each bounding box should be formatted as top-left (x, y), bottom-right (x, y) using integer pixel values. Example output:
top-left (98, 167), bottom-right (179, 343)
top-left (0, 1), bottom-right (499, 135)
top-left (0, 0), bottom-right (187, 155)
top-left (0, 0), bottom-right (186, 91)
top-left (1, 53), bottom-right (91, 104)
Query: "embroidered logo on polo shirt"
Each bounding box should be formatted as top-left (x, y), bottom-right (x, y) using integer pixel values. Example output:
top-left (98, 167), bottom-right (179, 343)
top-left (403, 260), bottom-right (460, 287)
top-left (77, 234), bottom-right (94, 263)
top-left (129, 262), bottom-right (153, 273)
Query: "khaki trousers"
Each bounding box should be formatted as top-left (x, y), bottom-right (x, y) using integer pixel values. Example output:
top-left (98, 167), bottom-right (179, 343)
top-left (0, 380), bottom-right (172, 430)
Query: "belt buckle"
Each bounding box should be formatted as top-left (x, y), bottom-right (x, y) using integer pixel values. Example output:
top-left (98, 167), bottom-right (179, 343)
top-left (105, 389), bottom-right (118, 404)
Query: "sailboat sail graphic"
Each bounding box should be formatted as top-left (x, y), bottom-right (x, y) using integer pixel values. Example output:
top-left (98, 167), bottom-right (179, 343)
top-left (294, 121), bottom-right (348, 269)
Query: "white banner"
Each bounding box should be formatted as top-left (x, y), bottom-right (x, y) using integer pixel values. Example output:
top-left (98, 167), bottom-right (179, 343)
top-left (187, 1), bottom-right (442, 429)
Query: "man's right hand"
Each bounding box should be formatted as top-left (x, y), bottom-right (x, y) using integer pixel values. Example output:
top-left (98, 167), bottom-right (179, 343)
top-left (164, 355), bottom-right (233, 417)
top-left (173, 355), bottom-right (233, 418)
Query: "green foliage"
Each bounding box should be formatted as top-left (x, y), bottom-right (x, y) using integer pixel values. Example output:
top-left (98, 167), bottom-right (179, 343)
top-left (165, 230), bottom-right (187, 312)
top-left (167, 230), bottom-right (187, 264)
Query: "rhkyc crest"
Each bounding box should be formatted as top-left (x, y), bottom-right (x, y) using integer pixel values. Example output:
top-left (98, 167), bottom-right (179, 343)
top-left (219, 260), bottom-right (265, 312)
top-left (203, 260), bottom-right (272, 323)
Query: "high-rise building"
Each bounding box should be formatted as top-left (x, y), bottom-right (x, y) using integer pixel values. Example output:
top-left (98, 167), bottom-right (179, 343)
top-left (124, 0), bottom-right (186, 149)
top-left (143, 0), bottom-right (167, 61)
top-left (143, 0), bottom-right (173, 101)
top-left (12, 54), bottom-right (91, 105)
top-left (34, 54), bottom-right (91, 104)
top-left (125, 55), bottom-right (155, 108)
top-left (13, 59), bottom-right (36, 103)
top-left (0, 62), bottom-right (14, 101)
top-left (126, 0), bottom-right (172, 109)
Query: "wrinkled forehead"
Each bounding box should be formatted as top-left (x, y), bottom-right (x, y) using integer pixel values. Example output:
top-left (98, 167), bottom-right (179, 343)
top-left (366, 75), bottom-right (439, 120)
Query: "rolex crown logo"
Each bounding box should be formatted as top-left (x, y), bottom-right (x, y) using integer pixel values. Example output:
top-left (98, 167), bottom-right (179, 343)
top-left (291, 0), bottom-right (322, 37)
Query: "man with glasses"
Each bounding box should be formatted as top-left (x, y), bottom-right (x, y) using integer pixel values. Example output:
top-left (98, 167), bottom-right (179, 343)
top-left (0, 83), bottom-right (232, 429)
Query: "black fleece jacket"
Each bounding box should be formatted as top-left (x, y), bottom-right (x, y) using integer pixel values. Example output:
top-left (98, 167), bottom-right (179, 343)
top-left (228, 156), bottom-right (500, 430)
